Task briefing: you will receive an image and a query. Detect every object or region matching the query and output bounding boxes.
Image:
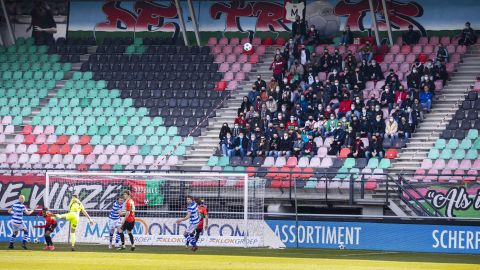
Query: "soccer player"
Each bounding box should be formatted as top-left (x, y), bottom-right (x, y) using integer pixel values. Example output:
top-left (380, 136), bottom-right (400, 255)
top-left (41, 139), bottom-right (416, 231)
top-left (186, 198), bottom-right (208, 249)
top-left (176, 195), bottom-right (200, 252)
top-left (34, 207), bottom-right (57, 250)
top-left (117, 190), bottom-right (135, 251)
top-left (108, 196), bottom-right (124, 249)
top-left (55, 194), bottom-right (94, 251)
top-left (8, 195), bottom-right (34, 249)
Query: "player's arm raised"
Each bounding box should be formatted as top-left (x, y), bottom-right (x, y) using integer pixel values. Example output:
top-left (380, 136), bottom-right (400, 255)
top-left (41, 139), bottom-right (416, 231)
top-left (81, 205), bottom-right (94, 225)
top-left (25, 208), bottom-right (35, 215)
top-left (176, 211), bottom-right (191, 224)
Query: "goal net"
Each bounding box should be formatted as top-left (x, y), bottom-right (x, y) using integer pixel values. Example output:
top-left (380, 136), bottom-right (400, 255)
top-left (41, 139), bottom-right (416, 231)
top-left (44, 172), bottom-right (268, 248)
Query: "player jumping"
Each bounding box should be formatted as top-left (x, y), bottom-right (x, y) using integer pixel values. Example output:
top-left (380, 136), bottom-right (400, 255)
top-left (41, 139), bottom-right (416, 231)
top-left (117, 190), bottom-right (135, 251)
top-left (176, 195), bottom-right (200, 252)
top-left (8, 195), bottom-right (34, 249)
top-left (186, 198), bottom-right (208, 249)
top-left (34, 207), bottom-right (57, 250)
top-left (55, 194), bottom-right (94, 251)
top-left (108, 196), bottom-right (124, 249)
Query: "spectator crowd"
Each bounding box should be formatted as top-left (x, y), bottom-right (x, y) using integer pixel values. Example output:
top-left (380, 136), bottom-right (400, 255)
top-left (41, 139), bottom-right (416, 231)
top-left (218, 21), bottom-right (475, 161)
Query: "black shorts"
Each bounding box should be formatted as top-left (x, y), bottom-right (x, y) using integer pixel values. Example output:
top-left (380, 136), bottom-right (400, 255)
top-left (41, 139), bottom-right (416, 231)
top-left (121, 221), bottom-right (135, 232)
top-left (46, 223), bottom-right (57, 233)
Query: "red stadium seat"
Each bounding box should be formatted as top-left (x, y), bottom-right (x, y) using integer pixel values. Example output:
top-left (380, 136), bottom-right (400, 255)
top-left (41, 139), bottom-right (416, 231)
top-left (81, 145), bottom-right (92, 155)
top-left (249, 54), bottom-right (259, 64)
top-left (36, 144), bottom-right (48, 154)
top-left (286, 157), bottom-right (298, 167)
top-left (79, 135), bottom-right (90, 145)
top-left (59, 144), bottom-right (70, 155)
top-left (270, 180), bottom-right (282, 188)
top-left (23, 134), bottom-right (35, 145)
top-left (246, 166), bottom-right (256, 177)
top-left (385, 149), bottom-right (398, 159)
top-left (48, 144), bottom-right (60, 155)
top-left (22, 125), bottom-right (33, 135)
top-left (56, 135), bottom-right (68, 145)
top-left (338, 148), bottom-right (351, 158)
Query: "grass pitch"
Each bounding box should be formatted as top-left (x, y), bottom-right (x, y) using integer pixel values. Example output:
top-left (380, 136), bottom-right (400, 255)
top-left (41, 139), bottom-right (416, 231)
top-left (1, 244), bottom-right (479, 270)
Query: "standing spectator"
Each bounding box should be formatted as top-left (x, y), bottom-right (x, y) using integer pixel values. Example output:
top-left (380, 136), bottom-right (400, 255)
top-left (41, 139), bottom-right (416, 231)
top-left (402, 25), bottom-right (420, 45)
top-left (384, 117), bottom-right (398, 142)
top-left (358, 41), bottom-right (374, 62)
top-left (436, 44), bottom-right (449, 63)
top-left (340, 25), bottom-right (354, 45)
top-left (420, 86), bottom-right (433, 112)
top-left (298, 45), bottom-right (310, 65)
top-left (233, 132), bottom-right (249, 157)
top-left (28, 0), bottom-right (57, 45)
top-left (344, 52), bottom-right (357, 73)
top-left (405, 106), bottom-right (419, 132)
top-left (306, 25), bottom-right (320, 45)
top-left (458, 22), bottom-right (477, 46)
top-left (291, 15), bottom-right (306, 44)
top-left (254, 75), bottom-right (267, 90)
top-left (270, 55), bottom-right (285, 82)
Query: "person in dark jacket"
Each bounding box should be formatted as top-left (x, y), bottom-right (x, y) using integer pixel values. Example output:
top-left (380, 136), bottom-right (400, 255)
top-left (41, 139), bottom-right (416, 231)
top-left (302, 135), bottom-right (317, 157)
top-left (407, 68), bottom-right (421, 90)
top-left (246, 133), bottom-right (260, 157)
top-left (367, 60), bottom-right (384, 81)
top-left (306, 24), bottom-right (320, 45)
top-left (219, 123), bottom-right (231, 142)
top-left (365, 134), bottom-right (385, 159)
top-left (458, 22), bottom-right (477, 46)
top-left (402, 25), bottom-right (420, 45)
top-left (340, 25), bottom-right (354, 45)
top-left (233, 132), bottom-right (249, 157)
top-left (257, 136), bottom-right (270, 157)
top-left (28, 0), bottom-right (57, 45)
top-left (348, 136), bottom-right (365, 158)
top-left (397, 116), bottom-right (411, 139)
top-left (291, 15), bottom-right (306, 44)
top-left (380, 87), bottom-right (395, 112)
top-left (370, 114), bottom-right (386, 137)
top-left (328, 123), bottom-right (346, 155)
top-left (278, 133), bottom-right (293, 158)
top-left (221, 132), bottom-right (235, 157)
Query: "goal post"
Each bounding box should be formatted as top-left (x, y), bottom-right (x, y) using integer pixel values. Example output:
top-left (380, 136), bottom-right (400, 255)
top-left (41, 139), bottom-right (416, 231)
top-left (44, 172), bottom-right (270, 248)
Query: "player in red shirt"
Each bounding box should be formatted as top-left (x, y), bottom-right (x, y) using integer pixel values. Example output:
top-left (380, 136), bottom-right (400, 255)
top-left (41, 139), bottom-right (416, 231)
top-left (118, 190), bottom-right (136, 251)
top-left (34, 208), bottom-right (57, 251)
top-left (194, 198), bottom-right (208, 246)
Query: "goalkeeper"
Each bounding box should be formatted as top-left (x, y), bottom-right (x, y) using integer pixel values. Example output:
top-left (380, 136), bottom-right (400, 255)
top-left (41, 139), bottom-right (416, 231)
top-left (55, 194), bottom-right (94, 251)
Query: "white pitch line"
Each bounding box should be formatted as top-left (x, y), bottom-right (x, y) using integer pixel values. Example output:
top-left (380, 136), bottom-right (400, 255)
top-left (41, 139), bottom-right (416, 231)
top-left (338, 251), bottom-right (402, 257)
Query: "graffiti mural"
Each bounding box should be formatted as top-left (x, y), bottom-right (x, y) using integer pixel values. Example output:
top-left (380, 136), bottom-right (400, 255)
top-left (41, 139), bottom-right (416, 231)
top-left (426, 187), bottom-right (480, 218)
top-left (334, 0), bottom-right (426, 35)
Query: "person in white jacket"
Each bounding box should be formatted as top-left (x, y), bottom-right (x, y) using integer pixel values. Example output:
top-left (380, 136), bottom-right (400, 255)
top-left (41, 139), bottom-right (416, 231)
top-left (384, 117), bottom-right (398, 143)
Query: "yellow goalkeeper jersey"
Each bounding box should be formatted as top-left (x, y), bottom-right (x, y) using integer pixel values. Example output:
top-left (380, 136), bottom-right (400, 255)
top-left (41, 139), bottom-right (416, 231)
top-left (68, 199), bottom-right (84, 215)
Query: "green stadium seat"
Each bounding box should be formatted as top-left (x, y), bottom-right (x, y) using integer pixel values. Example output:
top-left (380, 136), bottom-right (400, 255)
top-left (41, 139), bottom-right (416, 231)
top-left (63, 116), bottom-right (73, 126)
top-left (112, 135), bottom-right (123, 145)
top-left (379, 158), bottom-right (391, 169)
top-left (207, 156), bottom-right (219, 167)
top-left (223, 166), bottom-right (234, 172)
top-left (446, 139), bottom-right (459, 149)
top-left (459, 139), bottom-right (472, 150)
top-left (140, 145), bottom-right (151, 156)
top-left (12, 116), bottom-right (23, 125)
top-left (147, 135), bottom-right (159, 146)
top-left (98, 126), bottom-right (109, 136)
top-left (167, 126), bottom-right (177, 136)
top-left (343, 158), bottom-right (356, 169)
top-left (182, 136), bottom-right (194, 146)
top-left (427, 149), bottom-right (440, 159)
top-left (110, 125), bottom-right (120, 136)
top-left (467, 129), bottom-right (479, 140)
top-left (440, 149), bottom-right (452, 159)
top-left (474, 138), bottom-right (480, 150)
top-left (159, 136), bottom-right (169, 146)
top-left (136, 135), bottom-right (147, 146)
top-left (453, 149), bottom-right (466, 160)
top-left (132, 126), bottom-right (143, 136)
top-left (150, 145), bottom-right (162, 156)
top-left (174, 146), bottom-right (186, 156)
top-left (65, 125), bottom-right (77, 135)
top-left (367, 158), bottom-right (379, 168)
top-left (218, 156), bottom-right (230, 167)
top-left (87, 125), bottom-right (98, 136)
top-left (55, 125), bottom-right (66, 135)
top-left (335, 167), bottom-right (349, 179)
top-left (100, 135), bottom-right (112, 145)
top-left (162, 145), bottom-right (174, 155)
top-left (90, 135), bottom-right (101, 145)
top-left (156, 126), bottom-right (166, 136)
top-left (170, 136), bottom-right (182, 146)
top-left (465, 149), bottom-right (478, 160)
top-left (434, 139), bottom-right (446, 149)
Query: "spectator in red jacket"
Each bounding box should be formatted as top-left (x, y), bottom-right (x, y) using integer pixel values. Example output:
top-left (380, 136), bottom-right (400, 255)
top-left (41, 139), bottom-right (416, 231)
top-left (270, 55), bottom-right (285, 82)
top-left (337, 93), bottom-right (352, 119)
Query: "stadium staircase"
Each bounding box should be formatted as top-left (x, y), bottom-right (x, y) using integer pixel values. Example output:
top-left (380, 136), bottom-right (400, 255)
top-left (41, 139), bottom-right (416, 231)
top-left (181, 48), bottom-right (278, 169)
top-left (377, 44), bottom-right (480, 216)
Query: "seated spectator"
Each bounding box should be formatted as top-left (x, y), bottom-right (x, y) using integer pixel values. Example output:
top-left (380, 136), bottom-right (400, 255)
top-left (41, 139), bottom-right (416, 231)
top-left (219, 123), bottom-right (231, 141)
top-left (257, 136), bottom-right (270, 157)
top-left (278, 133), bottom-right (293, 158)
top-left (319, 49), bottom-right (332, 72)
top-left (358, 41), bottom-right (374, 62)
top-left (397, 116), bottom-right (411, 139)
top-left (365, 134), bottom-right (385, 159)
top-left (328, 122), bottom-right (346, 155)
top-left (405, 106), bottom-right (419, 132)
top-left (344, 126), bottom-right (356, 147)
top-left (412, 98), bottom-right (424, 120)
top-left (407, 68), bottom-right (421, 90)
top-left (458, 22), bottom-right (477, 46)
top-left (289, 60), bottom-right (304, 83)
top-left (265, 96), bottom-right (277, 114)
top-left (238, 96), bottom-right (251, 115)
top-left (420, 74), bottom-right (435, 91)
top-left (370, 114), bottom-right (386, 137)
top-left (306, 24), bottom-right (320, 45)
top-left (302, 134), bottom-right (317, 157)
top-left (338, 93), bottom-right (352, 119)
top-left (340, 25), bottom-right (354, 45)
top-left (380, 87), bottom-right (395, 112)
top-left (419, 86), bottom-right (433, 112)
top-left (246, 133), bottom-right (259, 157)
top-left (247, 86), bottom-right (258, 104)
top-left (286, 116), bottom-right (298, 130)
top-left (385, 69), bottom-right (399, 85)
top-left (255, 75), bottom-right (267, 90)
top-left (325, 114), bottom-right (339, 136)
top-left (436, 44), bottom-right (449, 63)
top-left (233, 132), bottom-right (249, 157)
top-left (402, 25), bottom-right (420, 45)
top-left (267, 77), bottom-right (278, 93)
top-left (292, 134), bottom-right (304, 157)
top-left (231, 122), bottom-right (243, 137)
top-left (384, 117), bottom-right (398, 142)
top-left (348, 136), bottom-right (365, 158)
top-left (298, 45), bottom-right (311, 65)
top-left (395, 85), bottom-right (408, 107)
top-left (331, 48), bottom-right (343, 71)
top-left (221, 132), bottom-right (235, 156)
top-left (268, 133), bottom-right (281, 157)
top-left (367, 60), bottom-right (384, 80)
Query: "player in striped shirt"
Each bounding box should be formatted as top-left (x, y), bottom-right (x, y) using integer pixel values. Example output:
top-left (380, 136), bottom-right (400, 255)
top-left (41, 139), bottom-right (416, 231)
top-left (8, 195), bottom-right (34, 249)
top-left (108, 196), bottom-right (124, 249)
top-left (176, 195), bottom-right (200, 251)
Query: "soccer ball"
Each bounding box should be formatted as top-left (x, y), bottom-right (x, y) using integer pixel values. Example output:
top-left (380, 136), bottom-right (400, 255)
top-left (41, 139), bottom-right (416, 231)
top-left (305, 1), bottom-right (340, 37)
top-left (338, 244), bottom-right (346, 250)
top-left (33, 238), bottom-right (40, 244)
top-left (144, 199), bottom-right (149, 205)
top-left (243, 42), bottom-right (253, 52)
